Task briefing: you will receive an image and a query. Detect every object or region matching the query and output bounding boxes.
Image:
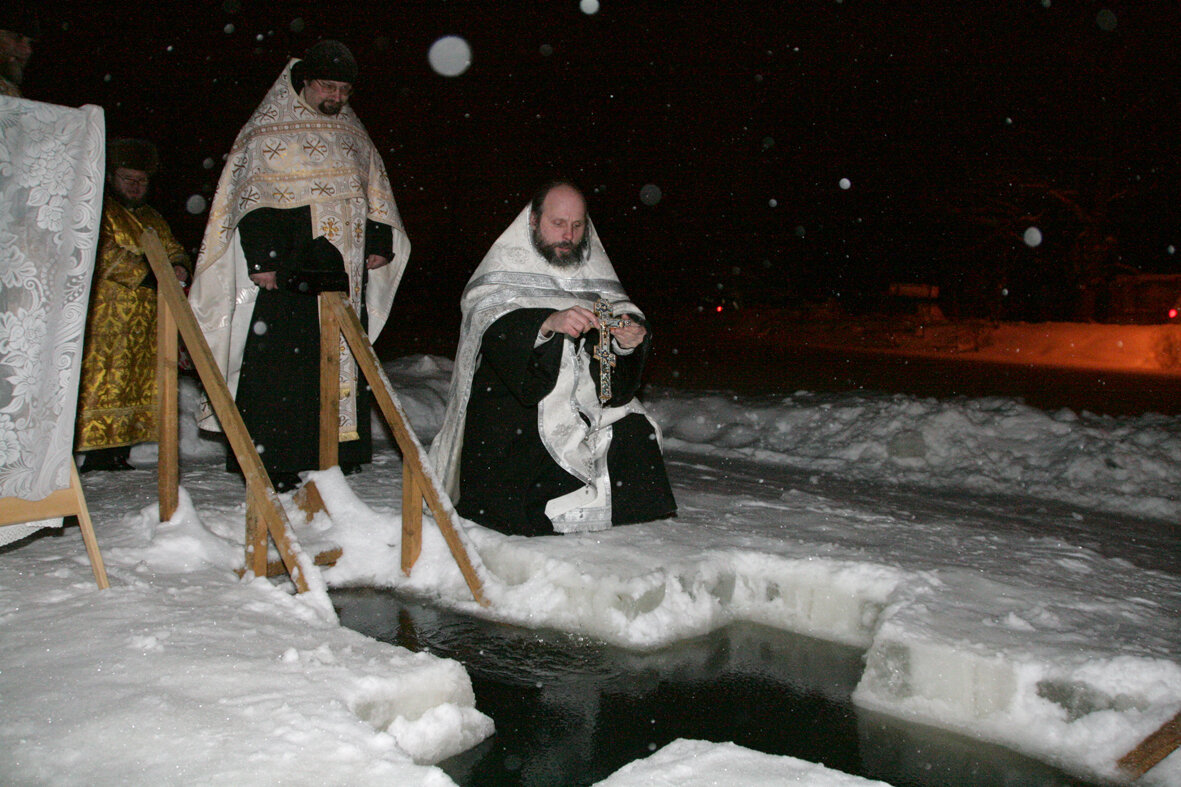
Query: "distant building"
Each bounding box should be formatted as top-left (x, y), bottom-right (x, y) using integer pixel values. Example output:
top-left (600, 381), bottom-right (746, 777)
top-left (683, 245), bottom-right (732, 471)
top-left (887, 282), bottom-right (945, 323)
top-left (1106, 274), bottom-right (1181, 324)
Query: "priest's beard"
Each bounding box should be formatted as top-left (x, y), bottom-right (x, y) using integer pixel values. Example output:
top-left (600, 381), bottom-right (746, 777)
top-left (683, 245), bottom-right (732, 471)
top-left (531, 225), bottom-right (589, 270)
top-left (316, 99), bottom-right (344, 116)
top-left (111, 191), bottom-right (146, 210)
top-left (0, 54), bottom-right (24, 86)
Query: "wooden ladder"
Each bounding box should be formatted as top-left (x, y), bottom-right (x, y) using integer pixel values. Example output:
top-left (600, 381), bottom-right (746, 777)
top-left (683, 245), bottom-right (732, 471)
top-left (145, 229), bottom-right (312, 592)
top-left (316, 291), bottom-right (486, 606)
top-left (146, 230), bottom-right (485, 605)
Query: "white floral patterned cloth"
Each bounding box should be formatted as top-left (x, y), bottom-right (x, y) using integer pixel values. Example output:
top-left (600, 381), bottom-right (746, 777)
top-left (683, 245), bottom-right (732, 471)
top-left (0, 96), bottom-right (105, 544)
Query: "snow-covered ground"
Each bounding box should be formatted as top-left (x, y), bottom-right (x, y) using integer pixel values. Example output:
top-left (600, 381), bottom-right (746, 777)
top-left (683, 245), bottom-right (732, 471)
top-left (2, 344), bottom-right (1179, 785)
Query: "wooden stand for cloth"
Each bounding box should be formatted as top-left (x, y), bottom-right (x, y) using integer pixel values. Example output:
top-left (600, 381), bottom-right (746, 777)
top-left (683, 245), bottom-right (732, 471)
top-left (0, 463), bottom-right (109, 590)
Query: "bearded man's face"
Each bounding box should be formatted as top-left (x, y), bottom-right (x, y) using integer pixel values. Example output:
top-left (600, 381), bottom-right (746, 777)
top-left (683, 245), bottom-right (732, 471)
top-left (530, 221), bottom-right (589, 269)
top-left (302, 79), bottom-right (352, 116)
top-left (530, 185), bottom-right (588, 269)
top-left (109, 168), bottom-right (150, 208)
top-left (0, 30), bottom-right (32, 86)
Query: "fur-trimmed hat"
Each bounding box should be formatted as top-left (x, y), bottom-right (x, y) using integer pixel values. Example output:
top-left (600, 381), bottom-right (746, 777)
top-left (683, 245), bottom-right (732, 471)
top-left (290, 40), bottom-right (357, 91)
top-left (107, 138), bottom-right (159, 176)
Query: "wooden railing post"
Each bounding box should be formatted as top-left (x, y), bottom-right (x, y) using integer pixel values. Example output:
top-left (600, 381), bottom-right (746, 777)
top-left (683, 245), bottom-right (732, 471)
top-left (245, 498), bottom-right (267, 578)
top-left (323, 293), bottom-right (487, 606)
top-left (401, 462), bottom-right (423, 574)
top-left (140, 229), bottom-right (312, 592)
top-left (318, 292), bottom-right (340, 470)
top-left (157, 283), bottom-right (179, 522)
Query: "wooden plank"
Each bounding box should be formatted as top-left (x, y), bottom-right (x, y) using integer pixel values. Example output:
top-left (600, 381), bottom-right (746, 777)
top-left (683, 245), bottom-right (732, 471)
top-left (293, 479), bottom-right (327, 523)
top-left (234, 545), bottom-right (343, 580)
top-left (157, 285), bottom-right (179, 521)
top-left (325, 293), bottom-right (487, 606)
top-left (1119, 710), bottom-right (1181, 779)
top-left (401, 462), bottom-right (422, 574)
top-left (318, 292), bottom-right (340, 470)
top-left (70, 463), bottom-right (110, 589)
top-left (244, 498), bottom-right (268, 578)
top-left (0, 467), bottom-right (109, 589)
top-left (0, 486), bottom-right (78, 523)
top-left (140, 229), bottom-right (311, 593)
top-left (261, 546), bottom-right (342, 577)
top-left (247, 482), bottom-right (308, 589)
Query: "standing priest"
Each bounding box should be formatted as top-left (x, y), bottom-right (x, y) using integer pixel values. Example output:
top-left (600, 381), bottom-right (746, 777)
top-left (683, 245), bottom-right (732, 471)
top-left (76, 139), bottom-right (192, 472)
top-left (190, 40), bottom-right (409, 491)
top-left (430, 181), bottom-right (676, 536)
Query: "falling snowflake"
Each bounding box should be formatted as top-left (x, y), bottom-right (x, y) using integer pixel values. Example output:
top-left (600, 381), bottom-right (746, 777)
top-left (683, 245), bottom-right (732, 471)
top-left (429, 36), bottom-right (472, 77)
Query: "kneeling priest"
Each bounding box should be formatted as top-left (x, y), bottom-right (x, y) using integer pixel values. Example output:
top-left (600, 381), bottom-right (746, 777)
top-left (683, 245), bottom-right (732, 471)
top-left (430, 181), bottom-right (676, 536)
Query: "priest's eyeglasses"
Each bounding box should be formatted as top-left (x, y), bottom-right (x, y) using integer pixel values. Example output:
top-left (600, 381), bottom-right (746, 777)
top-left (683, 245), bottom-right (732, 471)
top-left (310, 79), bottom-right (353, 98)
top-left (114, 172), bottom-right (150, 187)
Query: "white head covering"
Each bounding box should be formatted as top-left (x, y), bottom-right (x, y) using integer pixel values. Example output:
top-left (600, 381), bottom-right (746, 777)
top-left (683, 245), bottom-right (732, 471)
top-left (189, 59), bottom-right (409, 434)
top-left (429, 203), bottom-right (660, 533)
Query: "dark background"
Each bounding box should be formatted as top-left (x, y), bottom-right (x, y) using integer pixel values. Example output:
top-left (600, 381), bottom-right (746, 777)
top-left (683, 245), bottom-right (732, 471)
top-left (21, 0), bottom-right (1181, 354)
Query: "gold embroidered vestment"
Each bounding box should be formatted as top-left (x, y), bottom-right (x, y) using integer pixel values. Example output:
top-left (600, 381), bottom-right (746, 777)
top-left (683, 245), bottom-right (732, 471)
top-left (75, 197), bottom-right (190, 451)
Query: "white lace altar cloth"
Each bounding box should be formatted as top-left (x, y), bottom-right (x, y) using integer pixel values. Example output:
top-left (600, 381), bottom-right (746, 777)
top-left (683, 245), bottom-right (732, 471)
top-left (0, 97), bottom-right (105, 545)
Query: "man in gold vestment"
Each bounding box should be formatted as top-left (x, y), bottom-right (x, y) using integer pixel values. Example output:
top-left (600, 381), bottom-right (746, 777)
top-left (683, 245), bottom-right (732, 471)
top-left (0, 9), bottom-right (36, 98)
top-left (75, 139), bottom-right (192, 472)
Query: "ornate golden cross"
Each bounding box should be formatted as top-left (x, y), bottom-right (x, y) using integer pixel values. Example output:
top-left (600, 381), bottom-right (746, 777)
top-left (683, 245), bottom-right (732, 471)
top-left (593, 298), bottom-right (625, 404)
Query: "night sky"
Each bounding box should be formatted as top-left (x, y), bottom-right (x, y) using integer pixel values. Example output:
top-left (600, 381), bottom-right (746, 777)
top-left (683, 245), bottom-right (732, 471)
top-left (21, 1), bottom-right (1181, 339)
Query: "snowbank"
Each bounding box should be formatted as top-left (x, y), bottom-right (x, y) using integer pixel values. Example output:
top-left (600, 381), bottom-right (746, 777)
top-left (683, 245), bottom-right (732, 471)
top-left (0, 485), bottom-right (493, 784)
top-left (650, 388), bottom-right (1181, 522)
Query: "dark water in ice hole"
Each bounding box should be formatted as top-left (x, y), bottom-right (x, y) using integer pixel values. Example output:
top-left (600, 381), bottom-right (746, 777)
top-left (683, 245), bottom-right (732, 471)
top-left (332, 588), bottom-right (1104, 787)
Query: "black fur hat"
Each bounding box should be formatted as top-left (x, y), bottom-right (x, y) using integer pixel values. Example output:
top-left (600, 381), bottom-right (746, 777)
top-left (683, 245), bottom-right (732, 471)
top-left (0, 7), bottom-right (41, 40)
top-left (107, 138), bottom-right (159, 176)
top-left (290, 40), bottom-right (357, 91)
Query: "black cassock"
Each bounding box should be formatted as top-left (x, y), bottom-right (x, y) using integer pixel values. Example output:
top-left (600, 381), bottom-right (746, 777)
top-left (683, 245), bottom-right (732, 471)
top-left (229, 206), bottom-right (392, 483)
top-left (457, 308), bottom-right (677, 536)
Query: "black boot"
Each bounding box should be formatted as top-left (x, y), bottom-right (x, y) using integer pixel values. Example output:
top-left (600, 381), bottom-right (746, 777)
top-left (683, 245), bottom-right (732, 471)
top-left (80, 446), bottom-right (134, 473)
top-left (271, 472), bottom-right (303, 492)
